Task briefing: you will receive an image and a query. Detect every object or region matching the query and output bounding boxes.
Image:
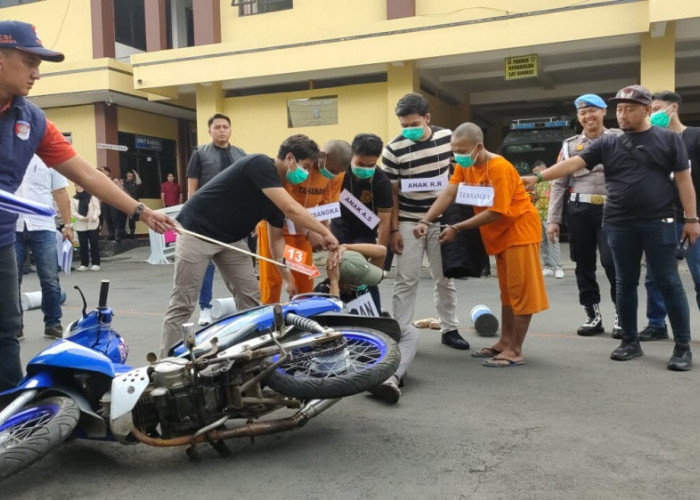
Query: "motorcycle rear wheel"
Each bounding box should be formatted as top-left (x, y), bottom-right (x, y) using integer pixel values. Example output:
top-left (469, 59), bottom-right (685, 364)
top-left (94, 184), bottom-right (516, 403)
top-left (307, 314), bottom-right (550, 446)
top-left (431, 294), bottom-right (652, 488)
top-left (265, 327), bottom-right (400, 400)
top-left (0, 396), bottom-right (80, 479)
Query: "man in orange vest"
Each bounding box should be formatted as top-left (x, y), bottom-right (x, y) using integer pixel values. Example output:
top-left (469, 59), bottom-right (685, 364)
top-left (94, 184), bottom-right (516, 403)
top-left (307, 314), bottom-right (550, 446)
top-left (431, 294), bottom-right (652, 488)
top-left (257, 139), bottom-right (350, 303)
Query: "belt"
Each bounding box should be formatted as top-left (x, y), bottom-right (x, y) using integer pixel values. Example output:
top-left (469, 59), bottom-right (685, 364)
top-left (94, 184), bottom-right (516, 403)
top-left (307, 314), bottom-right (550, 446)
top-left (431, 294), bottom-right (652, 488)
top-left (570, 192), bottom-right (606, 205)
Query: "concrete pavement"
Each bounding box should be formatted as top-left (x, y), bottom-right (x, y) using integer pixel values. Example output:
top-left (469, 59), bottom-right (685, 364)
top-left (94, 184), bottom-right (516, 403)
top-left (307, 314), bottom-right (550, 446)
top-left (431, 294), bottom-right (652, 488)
top-left (5, 246), bottom-right (700, 499)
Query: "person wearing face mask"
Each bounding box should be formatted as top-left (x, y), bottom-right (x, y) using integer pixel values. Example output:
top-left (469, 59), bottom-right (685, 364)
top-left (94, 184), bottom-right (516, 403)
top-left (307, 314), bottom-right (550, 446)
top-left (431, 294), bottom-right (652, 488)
top-left (416, 123), bottom-right (547, 367)
top-left (161, 134), bottom-right (340, 355)
top-left (523, 85), bottom-right (699, 372)
top-left (330, 133), bottom-right (393, 311)
top-left (382, 93), bottom-right (466, 353)
top-left (256, 138), bottom-right (348, 304)
top-left (641, 91), bottom-right (700, 341)
top-left (547, 94), bottom-right (621, 338)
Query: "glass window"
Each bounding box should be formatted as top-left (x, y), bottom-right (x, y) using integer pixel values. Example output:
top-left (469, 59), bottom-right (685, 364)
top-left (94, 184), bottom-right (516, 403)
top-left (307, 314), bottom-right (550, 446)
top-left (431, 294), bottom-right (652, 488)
top-left (237, 0), bottom-right (292, 16)
top-left (0, 0), bottom-right (42, 7)
top-left (114, 0), bottom-right (146, 51)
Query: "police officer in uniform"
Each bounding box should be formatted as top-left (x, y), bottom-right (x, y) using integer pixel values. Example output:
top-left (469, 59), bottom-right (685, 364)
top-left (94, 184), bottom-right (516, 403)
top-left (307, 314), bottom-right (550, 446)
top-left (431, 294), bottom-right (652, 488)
top-left (547, 94), bottom-right (621, 337)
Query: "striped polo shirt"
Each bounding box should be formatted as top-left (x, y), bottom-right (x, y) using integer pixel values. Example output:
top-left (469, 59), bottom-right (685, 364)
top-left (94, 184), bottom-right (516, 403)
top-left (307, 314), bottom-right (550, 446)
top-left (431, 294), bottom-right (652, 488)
top-left (381, 126), bottom-right (453, 222)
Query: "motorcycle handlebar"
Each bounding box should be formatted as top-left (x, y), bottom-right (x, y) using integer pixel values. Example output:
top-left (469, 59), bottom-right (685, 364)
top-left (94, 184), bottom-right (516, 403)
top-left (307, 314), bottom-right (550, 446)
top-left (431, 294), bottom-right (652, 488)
top-left (98, 280), bottom-right (110, 309)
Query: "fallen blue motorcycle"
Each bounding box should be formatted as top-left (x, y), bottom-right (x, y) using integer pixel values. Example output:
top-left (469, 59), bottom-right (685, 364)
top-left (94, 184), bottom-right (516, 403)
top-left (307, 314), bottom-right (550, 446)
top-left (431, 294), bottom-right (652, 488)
top-left (0, 280), bottom-right (400, 479)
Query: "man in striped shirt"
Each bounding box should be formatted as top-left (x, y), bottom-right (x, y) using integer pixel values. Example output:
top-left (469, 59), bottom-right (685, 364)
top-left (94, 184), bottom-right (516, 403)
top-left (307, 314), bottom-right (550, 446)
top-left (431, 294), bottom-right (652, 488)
top-left (373, 93), bottom-right (465, 404)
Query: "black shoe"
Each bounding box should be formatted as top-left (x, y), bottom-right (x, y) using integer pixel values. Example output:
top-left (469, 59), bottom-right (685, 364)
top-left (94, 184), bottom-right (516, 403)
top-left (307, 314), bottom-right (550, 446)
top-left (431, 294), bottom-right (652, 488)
top-left (44, 324), bottom-right (64, 340)
top-left (667, 343), bottom-right (692, 371)
top-left (368, 379), bottom-right (401, 404)
top-left (638, 325), bottom-right (669, 342)
top-left (441, 330), bottom-right (470, 350)
top-left (577, 304), bottom-right (604, 336)
top-left (610, 339), bottom-right (643, 361)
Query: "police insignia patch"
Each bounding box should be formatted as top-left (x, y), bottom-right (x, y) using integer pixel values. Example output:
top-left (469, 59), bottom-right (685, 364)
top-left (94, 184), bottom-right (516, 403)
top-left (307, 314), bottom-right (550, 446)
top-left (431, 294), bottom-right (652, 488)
top-left (15, 120), bottom-right (30, 140)
top-left (576, 144), bottom-right (584, 151)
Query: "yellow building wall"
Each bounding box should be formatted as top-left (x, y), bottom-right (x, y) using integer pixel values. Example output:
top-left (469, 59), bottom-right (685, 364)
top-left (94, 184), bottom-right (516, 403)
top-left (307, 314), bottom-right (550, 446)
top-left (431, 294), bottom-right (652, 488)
top-left (221, 0), bottom-right (387, 46)
top-left (43, 105), bottom-right (98, 170)
top-left (226, 82), bottom-right (389, 155)
top-left (2, 0), bottom-right (94, 63)
top-left (117, 108), bottom-right (178, 140)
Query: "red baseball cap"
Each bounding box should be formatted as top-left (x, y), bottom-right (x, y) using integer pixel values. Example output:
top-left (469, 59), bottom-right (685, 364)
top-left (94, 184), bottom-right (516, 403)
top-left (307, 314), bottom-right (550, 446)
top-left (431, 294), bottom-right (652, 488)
top-left (0, 20), bottom-right (64, 62)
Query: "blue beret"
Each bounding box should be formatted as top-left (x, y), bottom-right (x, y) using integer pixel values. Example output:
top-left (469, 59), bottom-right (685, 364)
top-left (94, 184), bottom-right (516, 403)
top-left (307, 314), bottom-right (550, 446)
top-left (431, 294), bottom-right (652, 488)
top-left (574, 94), bottom-right (607, 109)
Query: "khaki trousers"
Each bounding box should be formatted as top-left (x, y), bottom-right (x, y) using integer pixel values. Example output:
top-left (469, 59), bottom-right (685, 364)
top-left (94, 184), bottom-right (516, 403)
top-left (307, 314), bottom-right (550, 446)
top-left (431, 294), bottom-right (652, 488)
top-left (161, 232), bottom-right (260, 355)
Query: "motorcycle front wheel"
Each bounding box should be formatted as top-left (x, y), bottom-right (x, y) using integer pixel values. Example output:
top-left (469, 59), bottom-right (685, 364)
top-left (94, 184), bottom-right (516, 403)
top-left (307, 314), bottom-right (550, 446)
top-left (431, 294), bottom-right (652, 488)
top-left (0, 396), bottom-right (80, 479)
top-left (265, 327), bottom-right (400, 400)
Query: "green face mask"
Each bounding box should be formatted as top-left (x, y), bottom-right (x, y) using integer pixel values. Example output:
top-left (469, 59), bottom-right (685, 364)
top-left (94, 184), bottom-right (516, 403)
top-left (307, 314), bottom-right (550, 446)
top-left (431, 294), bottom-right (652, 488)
top-left (402, 126), bottom-right (424, 141)
top-left (352, 165), bottom-right (376, 180)
top-left (650, 107), bottom-right (671, 128)
top-left (320, 166), bottom-right (336, 180)
top-left (286, 164), bottom-right (309, 185)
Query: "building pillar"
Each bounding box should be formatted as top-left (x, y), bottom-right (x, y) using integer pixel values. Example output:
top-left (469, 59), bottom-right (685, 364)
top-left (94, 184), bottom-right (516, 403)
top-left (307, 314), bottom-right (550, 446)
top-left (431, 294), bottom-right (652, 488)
top-left (195, 82), bottom-right (223, 144)
top-left (640, 21), bottom-right (675, 92)
top-left (387, 0), bottom-right (415, 19)
top-left (94, 102), bottom-right (119, 171)
top-left (193, 0), bottom-right (221, 46)
top-left (145, 0), bottom-right (168, 52)
top-left (386, 61), bottom-right (419, 139)
top-left (91, 0), bottom-right (115, 58)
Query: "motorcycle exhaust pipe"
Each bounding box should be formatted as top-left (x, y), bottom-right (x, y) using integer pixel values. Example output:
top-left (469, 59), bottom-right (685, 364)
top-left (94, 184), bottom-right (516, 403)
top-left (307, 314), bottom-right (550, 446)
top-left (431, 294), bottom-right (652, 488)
top-left (130, 399), bottom-right (341, 448)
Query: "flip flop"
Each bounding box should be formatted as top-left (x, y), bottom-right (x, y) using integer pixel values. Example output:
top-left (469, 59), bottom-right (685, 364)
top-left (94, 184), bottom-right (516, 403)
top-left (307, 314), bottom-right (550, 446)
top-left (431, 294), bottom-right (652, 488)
top-left (471, 347), bottom-right (502, 359)
top-left (413, 317), bottom-right (439, 329)
top-left (482, 357), bottom-right (525, 368)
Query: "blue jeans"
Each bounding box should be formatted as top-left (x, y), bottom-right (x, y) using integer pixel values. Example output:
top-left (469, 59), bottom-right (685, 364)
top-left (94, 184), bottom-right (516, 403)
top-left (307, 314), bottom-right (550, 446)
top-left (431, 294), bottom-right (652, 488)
top-left (15, 230), bottom-right (63, 327)
top-left (0, 243), bottom-right (23, 390)
top-left (198, 261), bottom-right (215, 310)
top-left (645, 222), bottom-right (700, 327)
top-left (604, 220), bottom-right (690, 343)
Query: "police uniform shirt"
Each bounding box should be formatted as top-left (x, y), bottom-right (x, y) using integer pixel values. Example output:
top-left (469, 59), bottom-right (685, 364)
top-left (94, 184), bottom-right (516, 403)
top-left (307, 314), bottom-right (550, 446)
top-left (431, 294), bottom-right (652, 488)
top-left (547, 129), bottom-right (620, 225)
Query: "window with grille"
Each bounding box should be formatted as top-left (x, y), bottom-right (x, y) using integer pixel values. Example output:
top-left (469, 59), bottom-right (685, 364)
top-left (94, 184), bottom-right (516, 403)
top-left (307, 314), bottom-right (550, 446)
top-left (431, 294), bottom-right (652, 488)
top-left (234, 0), bottom-right (293, 16)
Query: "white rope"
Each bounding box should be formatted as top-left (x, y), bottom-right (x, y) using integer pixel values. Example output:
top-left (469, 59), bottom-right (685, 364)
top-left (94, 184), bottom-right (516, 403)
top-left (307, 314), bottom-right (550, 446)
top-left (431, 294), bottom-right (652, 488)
top-left (177, 227), bottom-right (289, 269)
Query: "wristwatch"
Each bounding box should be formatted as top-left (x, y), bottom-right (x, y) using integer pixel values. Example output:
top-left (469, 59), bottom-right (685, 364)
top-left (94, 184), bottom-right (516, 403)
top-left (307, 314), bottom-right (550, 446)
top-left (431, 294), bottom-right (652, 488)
top-left (132, 203), bottom-right (146, 221)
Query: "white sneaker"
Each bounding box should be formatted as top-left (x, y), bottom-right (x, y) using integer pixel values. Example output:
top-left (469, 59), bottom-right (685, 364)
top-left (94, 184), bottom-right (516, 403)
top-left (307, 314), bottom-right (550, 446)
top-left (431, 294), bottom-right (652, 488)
top-left (555, 269), bottom-right (565, 279)
top-left (90, 265), bottom-right (101, 271)
top-left (542, 267), bottom-right (554, 276)
top-left (77, 265), bottom-right (89, 272)
top-left (198, 308), bottom-right (212, 326)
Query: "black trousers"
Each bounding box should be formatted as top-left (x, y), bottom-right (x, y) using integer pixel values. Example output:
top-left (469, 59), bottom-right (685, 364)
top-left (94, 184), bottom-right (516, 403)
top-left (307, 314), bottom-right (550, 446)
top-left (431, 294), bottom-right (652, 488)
top-left (566, 201), bottom-right (616, 306)
top-left (77, 229), bottom-right (101, 267)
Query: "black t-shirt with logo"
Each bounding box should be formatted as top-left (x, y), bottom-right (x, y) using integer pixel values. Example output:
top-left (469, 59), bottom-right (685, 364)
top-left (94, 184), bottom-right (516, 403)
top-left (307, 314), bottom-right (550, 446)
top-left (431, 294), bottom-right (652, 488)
top-left (578, 127), bottom-right (689, 224)
top-left (178, 154), bottom-right (284, 242)
top-left (331, 168), bottom-right (393, 242)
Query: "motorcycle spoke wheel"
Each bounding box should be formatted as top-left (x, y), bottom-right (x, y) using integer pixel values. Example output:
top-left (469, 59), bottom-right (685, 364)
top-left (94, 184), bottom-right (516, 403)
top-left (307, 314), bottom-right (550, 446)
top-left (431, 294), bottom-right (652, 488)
top-left (0, 396), bottom-right (79, 479)
top-left (279, 334), bottom-right (386, 379)
top-left (265, 327), bottom-right (400, 400)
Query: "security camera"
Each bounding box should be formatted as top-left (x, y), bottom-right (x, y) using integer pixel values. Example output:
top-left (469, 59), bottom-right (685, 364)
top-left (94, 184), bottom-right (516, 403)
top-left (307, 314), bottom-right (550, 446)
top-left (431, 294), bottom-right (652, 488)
top-left (105, 97), bottom-right (114, 106)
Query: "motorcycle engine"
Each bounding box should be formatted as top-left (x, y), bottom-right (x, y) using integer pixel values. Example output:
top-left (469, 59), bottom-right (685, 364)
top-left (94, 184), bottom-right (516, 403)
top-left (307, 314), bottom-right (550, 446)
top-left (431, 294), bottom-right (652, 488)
top-left (133, 358), bottom-right (229, 439)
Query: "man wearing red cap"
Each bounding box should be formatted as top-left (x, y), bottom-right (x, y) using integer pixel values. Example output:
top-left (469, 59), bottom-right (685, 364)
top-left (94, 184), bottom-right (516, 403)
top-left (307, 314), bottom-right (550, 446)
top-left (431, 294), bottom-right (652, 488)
top-left (0, 20), bottom-right (176, 390)
top-left (524, 85), bottom-right (699, 372)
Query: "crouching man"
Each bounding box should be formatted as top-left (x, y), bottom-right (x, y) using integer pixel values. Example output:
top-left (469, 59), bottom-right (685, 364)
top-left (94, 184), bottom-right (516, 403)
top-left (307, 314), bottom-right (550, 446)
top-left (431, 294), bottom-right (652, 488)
top-left (415, 123), bottom-right (548, 367)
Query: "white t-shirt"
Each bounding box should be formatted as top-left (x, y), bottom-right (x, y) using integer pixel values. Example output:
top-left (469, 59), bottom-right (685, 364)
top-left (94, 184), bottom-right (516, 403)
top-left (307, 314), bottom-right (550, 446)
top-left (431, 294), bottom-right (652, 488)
top-left (15, 155), bottom-right (68, 232)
